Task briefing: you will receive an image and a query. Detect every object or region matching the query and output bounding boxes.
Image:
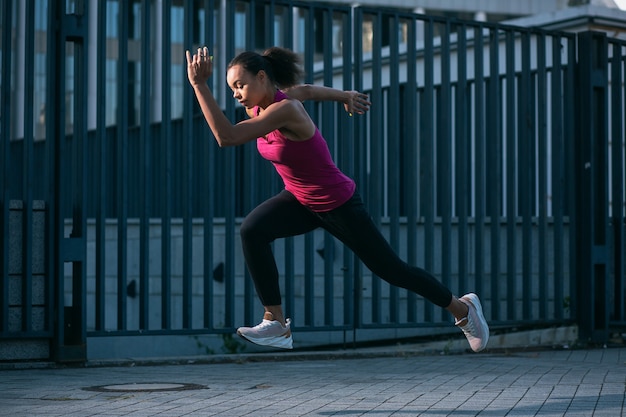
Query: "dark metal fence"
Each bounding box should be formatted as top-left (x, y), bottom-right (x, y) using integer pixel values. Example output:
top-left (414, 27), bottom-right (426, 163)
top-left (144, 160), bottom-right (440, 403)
top-left (1, 0), bottom-right (625, 362)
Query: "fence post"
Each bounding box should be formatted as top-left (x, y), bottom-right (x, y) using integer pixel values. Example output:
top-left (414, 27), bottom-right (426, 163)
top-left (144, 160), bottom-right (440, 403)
top-left (574, 31), bottom-right (610, 344)
top-left (50, 0), bottom-right (89, 363)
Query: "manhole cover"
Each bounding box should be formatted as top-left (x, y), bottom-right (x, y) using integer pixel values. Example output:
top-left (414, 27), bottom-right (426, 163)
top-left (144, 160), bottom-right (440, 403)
top-left (84, 382), bottom-right (207, 393)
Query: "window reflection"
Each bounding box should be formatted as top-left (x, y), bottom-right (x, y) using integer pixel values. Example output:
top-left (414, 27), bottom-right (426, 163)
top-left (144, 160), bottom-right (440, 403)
top-left (34, 0), bottom-right (48, 140)
top-left (12, 0), bottom-right (353, 139)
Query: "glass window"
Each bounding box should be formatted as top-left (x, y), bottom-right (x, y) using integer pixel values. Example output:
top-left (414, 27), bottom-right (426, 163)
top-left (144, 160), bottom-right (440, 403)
top-left (170, 3), bottom-right (184, 118)
top-left (34, 0), bottom-right (48, 140)
top-left (34, 53), bottom-right (46, 140)
top-left (234, 4), bottom-right (247, 53)
top-left (131, 1), bottom-right (141, 40)
top-left (106, 0), bottom-right (118, 37)
top-left (35, 0), bottom-right (47, 30)
top-left (171, 5), bottom-right (183, 43)
top-left (65, 43), bottom-right (75, 135)
top-left (294, 8), bottom-right (307, 54)
top-left (105, 60), bottom-right (117, 126)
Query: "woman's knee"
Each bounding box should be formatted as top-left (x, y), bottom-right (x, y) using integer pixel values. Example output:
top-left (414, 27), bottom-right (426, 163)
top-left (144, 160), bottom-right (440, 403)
top-left (240, 217), bottom-right (257, 241)
top-left (240, 215), bottom-right (272, 245)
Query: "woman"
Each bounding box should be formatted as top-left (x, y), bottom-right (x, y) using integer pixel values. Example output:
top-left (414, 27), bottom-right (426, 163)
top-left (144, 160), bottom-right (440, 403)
top-left (186, 46), bottom-right (489, 352)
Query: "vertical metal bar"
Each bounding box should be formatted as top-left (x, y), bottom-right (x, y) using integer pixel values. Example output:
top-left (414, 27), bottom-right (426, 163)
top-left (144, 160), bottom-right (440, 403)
top-left (622, 43), bottom-right (626, 325)
top-left (182, 1), bottom-right (194, 329)
top-left (161, 0), bottom-right (172, 330)
top-left (505, 30), bottom-right (517, 321)
top-left (302, 5), bottom-right (314, 327)
top-left (388, 12), bottom-right (400, 323)
top-left (613, 41), bottom-right (625, 320)
top-left (610, 41), bottom-right (624, 324)
top-left (46, 0), bottom-right (61, 345)
top-left (455, 23), bottom-right (469, 299)
top-left (95, 0), bottom-right (107, 332)
top-left (116, 0), bottom-right (130, 331)
top-left (279, 2), bottom-right (294, 328)
top-left (421, 17), bottom-right (434, 323)
top-left (610, 43), bottom-right (624, 320)
top-left (575, 31), bottom-right (609, 342)
top-left (283, 3), bottom-right (293, 48)
top-left (244, 2), bottom-right (255, 323)
top-left (575, 32), bottom-right (595, 337)
top-left (53, 0), bottom-right (69, 352)
top-left (519, 31), bottom-right (533, 320)
top-left (22, 0), bottom-right (36, 333)
top-left (0, 0), bottom-right (12, 334)
top-left (138, 0), bottom-right (152, 330)
top-left (304, 230), bottom-right (314, 327)
top-left (439, 20), bottom-right (452, 322)
top-left (565, 36), bottom-right (577, 322)
top-left (352, 6), bottom-right (364, 331)
top-left (370, 11), bottom-right (382, 324)
top-left (322, 7), bottom-right (335, 326)
top-left (50, 0), bottom-right (87, 361)
top-left (487, 28), bottom-right (501, 322)
top-left (202, 0), bottom-right (215, 330)
top-left (622, 44), bottom-right (626, 325)
top-left (341, 9), bottom-right (354, 327)
top-left (537, 33), bottom-right (548, 319)
top-left (551, 35), bottom-right (564, 320)
top-left (72, 1), bottom-right (89, 351)
top-left (223, 0), bottom-right (236, 328)
top-left (405, 16), bottom-right (418, 323)
top-left (473, 25), bottom-right (486, 304)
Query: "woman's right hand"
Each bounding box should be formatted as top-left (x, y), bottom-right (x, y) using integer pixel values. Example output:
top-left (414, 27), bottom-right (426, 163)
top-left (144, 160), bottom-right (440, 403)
top-left (186, 46), bottom-right (213, 87)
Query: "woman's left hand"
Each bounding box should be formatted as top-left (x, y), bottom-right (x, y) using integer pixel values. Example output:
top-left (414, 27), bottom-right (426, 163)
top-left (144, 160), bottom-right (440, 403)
top-left (343, 91), bottom-right (371, 115)
top-left (186, 46), bottom-right (213, 87)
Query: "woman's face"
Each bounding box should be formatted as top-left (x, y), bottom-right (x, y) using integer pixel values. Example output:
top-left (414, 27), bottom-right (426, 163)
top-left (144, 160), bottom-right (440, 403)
top-left (226, 65), bottom-right (267, 109)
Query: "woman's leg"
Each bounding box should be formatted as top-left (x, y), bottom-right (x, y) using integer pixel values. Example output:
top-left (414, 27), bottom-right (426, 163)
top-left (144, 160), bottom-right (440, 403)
top-left (319, 192), bottom-right (489, 352)
top-left (317, 192), bottom-right (453, 308)
top-left (240, 190), bottom-right (320, 320)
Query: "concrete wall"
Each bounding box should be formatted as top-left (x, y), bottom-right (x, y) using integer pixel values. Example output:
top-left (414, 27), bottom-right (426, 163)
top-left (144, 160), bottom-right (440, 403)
top-left (79, 218), bottom-right (572, 359)
top-left (1, 200), bottom-right (49, 361)
top-left (1, 202), bottom-right (572, 361)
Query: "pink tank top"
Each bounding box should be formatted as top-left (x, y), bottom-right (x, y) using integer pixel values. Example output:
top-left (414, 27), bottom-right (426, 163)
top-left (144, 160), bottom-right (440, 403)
top-left (255, 91), bottom-right (355, 212)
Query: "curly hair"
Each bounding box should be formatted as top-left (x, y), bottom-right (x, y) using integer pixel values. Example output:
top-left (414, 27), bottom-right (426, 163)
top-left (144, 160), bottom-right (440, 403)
top-left (228, 47), bottom-right (304, 89)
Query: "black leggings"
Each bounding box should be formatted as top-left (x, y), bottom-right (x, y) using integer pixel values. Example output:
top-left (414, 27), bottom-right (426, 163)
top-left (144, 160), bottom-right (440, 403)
top-left (240, 190), bottom-right (453, 308)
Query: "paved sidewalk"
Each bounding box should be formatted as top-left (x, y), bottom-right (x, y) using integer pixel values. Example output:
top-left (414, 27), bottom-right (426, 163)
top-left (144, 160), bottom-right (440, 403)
top-left (0, 347), bottom-right (624, 416)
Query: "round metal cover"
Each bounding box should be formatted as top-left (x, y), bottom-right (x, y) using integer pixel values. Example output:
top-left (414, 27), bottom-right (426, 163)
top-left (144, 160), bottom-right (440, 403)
top-left (84, 382), bottom-right (207, 392)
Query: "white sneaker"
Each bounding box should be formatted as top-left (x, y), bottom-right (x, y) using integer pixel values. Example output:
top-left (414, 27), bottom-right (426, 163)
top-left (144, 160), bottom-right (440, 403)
top-left (237, 312), bottom-right (293, 349)
top-left (456, 293), bottom-right (489, 352)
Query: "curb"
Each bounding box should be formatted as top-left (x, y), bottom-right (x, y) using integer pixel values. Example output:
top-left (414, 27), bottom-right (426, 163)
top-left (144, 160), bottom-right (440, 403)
top-left (0, 325), bottom-right (580, 370)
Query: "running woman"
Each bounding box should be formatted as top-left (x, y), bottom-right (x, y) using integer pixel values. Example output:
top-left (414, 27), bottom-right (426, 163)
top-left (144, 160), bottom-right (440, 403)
top-left (186, 46), bottom-right (489, 352)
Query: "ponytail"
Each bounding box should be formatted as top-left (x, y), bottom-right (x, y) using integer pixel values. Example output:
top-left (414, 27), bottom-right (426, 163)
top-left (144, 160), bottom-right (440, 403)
top-left (228, 47), bottom-right (304, 89)
top-left (262, 47), bottom-right (303, 88)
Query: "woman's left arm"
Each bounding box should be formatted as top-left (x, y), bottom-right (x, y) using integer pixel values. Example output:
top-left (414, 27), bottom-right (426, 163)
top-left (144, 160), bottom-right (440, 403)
top-left (285, 85), bottom-right (371, 115)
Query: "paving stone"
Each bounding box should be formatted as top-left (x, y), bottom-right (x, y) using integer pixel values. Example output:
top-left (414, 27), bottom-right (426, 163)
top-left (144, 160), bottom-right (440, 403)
top-left (0, 347), bottom-right (624, 416)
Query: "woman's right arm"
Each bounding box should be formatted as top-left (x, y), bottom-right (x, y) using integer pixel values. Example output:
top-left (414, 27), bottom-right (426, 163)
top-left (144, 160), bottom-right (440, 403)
top-left (187, 48), bottom-right (269, 147)
top-left (187, 48), bottom-right (304, 147)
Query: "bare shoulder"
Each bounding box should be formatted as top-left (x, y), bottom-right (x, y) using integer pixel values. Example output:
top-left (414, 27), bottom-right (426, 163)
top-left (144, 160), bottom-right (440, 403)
top-left (263, 97), bottom-right (306, 118)
top-left (264, 97), bottom-right (315, 140)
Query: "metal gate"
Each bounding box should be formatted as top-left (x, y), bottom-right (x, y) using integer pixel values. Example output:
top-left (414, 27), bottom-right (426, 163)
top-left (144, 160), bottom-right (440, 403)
top-left (2, 0), bottom-right (625, 362)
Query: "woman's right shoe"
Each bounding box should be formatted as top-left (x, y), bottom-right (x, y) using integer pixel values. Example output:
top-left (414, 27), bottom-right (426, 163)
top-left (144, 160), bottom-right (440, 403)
top-left (237, 312), bottom-right (293, 349)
